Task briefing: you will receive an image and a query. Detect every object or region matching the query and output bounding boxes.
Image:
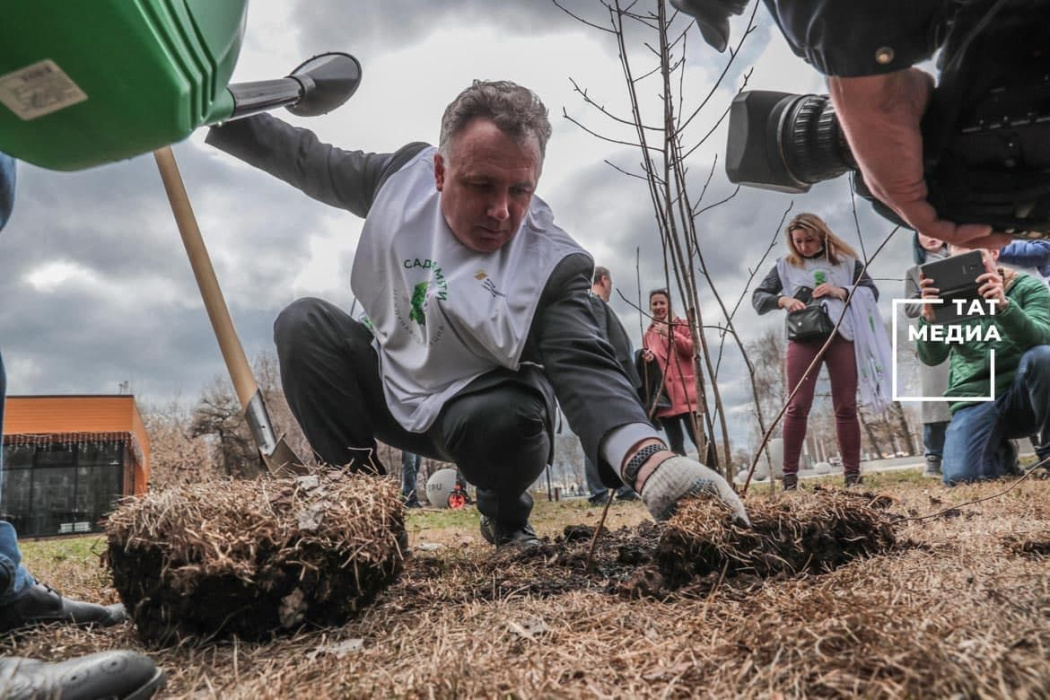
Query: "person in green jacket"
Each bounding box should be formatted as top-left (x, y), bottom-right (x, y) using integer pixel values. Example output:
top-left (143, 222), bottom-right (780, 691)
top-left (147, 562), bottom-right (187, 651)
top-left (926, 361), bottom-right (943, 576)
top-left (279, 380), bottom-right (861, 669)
top-left (916, 245), bottom-right (1050, 484)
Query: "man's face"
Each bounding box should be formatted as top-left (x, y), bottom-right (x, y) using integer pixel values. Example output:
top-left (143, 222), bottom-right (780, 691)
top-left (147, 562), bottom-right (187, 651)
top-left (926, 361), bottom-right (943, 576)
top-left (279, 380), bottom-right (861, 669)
top-left (595, 275), bottom-right (612, 302)
top-left (434, 118), bottom-right (540, 254)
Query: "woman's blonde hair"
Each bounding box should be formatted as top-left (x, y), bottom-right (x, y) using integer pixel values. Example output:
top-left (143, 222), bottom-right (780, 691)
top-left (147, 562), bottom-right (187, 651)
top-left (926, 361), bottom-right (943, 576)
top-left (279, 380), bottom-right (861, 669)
top-left (784, 212), bottom-right (859, 267)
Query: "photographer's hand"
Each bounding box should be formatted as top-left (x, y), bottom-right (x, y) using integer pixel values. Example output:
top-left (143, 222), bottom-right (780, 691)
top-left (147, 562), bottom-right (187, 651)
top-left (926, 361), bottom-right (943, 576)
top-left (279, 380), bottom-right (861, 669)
top-left (918, 275), bottom-right (939, 322)
top-left (828, 69), bottom-right (1012, 249)
top-left (977, 269), bottom-right (1008, 312)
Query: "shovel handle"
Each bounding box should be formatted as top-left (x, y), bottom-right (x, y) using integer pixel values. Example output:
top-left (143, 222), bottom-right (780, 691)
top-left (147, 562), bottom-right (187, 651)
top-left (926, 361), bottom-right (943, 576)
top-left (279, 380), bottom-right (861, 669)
top-left (154, 146), bottom-right (257, 409)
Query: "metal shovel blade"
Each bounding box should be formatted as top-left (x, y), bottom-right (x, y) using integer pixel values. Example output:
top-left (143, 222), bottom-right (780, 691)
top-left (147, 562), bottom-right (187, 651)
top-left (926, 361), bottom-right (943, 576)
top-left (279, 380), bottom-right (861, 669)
top-left (245, 389), bottom-right (309, 476)
top-left (262, 436), bottom-right (309, 477)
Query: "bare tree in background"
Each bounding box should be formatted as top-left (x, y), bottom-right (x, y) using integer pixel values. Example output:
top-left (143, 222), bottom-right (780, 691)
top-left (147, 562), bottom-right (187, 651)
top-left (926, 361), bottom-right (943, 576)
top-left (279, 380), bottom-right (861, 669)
top-left (142, 396), bottom-right (216, 489)
top-left (184, 352), bottom-right (315, 478)
top-left (558, 0), bottom-right (778, 477)
top-left (189, 376), bottom-right (260, 478)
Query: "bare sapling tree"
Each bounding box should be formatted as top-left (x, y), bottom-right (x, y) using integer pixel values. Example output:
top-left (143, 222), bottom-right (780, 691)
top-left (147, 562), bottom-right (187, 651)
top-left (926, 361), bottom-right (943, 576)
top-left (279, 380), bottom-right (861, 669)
top-left (558, 0), bottom-right (773, 478)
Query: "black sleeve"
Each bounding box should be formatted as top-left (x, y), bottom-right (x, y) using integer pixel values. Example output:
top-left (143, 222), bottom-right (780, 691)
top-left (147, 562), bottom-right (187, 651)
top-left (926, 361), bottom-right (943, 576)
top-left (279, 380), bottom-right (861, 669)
top-left (526, 254), bottom-right (650, 469)
top-left (761, 0), bottom-right (949, 76)
top-left (206, 114), bottom-right (428, 217)
top-left (852, 260), bottom-right (879, 301)
top-left (752, 265), bottom-right (784, 315)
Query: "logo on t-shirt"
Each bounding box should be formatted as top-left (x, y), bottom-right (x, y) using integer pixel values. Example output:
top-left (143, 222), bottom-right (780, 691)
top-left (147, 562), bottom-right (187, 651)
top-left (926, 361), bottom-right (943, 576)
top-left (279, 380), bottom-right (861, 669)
top-left (474, 269), bottom-right (506, 299)
top-left (397, 258), bottom-right (449, 341)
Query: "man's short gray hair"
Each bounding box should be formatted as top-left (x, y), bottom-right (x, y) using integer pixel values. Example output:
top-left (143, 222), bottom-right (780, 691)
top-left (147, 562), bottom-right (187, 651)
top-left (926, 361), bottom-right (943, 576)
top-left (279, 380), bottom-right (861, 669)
top-left (439, 80), bottom-right (552, 164)
top-left (593, 265), bottom-right (611, 284)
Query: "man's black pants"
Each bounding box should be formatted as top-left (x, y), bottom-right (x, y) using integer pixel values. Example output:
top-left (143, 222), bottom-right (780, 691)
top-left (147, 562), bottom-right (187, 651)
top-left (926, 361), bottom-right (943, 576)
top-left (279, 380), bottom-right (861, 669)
top-left (273, 298), bottom-right (550, 530)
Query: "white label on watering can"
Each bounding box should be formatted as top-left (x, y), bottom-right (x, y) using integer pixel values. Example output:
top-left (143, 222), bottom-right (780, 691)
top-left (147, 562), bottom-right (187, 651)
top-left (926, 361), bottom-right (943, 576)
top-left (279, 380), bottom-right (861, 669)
top-left (0, 59), bottom-right (88, 121)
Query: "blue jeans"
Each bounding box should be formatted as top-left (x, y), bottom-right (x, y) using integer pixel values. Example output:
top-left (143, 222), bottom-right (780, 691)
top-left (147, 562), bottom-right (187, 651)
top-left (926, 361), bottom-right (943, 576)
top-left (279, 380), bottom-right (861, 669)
top-left (0, 351), bottom-right (34, 604)
top-left (942, 346), bottom-right (1050, 484)
top-left (923, 421), bottom-right (948, 459)
top-left (400, 451), bottom-right (422, 506)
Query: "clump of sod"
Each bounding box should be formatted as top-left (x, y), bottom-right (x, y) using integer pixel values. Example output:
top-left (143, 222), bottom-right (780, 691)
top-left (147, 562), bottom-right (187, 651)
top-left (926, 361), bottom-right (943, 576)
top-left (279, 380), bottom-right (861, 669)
top-left (106, 471), bottom-right (404, 645)
top-left (658, 489), bottom-right (896, 586)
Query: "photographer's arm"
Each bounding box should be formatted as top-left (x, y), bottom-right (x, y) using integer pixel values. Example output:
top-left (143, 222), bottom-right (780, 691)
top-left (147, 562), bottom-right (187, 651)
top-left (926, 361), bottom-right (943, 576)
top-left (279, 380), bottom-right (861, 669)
top-left (995, 281), bottom-right (1050, 347)
top-left (915, 275), bottom-right (950, 366)
top-left (999, 241), bottom-right (1050, 272)
top-left (206, 114), bottom-right (426, 217)
top-left (915, 321), bottom-right (951, 366)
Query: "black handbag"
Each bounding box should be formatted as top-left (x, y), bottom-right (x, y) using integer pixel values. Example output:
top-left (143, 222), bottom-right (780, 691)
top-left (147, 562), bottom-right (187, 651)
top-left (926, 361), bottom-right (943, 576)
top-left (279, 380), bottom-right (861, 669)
top-left (786, 302), bottom-right (835, 342)
top-left (634, 349), bottom-right (673, 415)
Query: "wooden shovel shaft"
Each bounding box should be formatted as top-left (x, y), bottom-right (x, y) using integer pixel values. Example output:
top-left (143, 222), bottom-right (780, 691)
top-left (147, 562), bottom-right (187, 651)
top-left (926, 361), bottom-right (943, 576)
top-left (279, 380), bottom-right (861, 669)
top-left (153, 146), bottom-right (256, 409)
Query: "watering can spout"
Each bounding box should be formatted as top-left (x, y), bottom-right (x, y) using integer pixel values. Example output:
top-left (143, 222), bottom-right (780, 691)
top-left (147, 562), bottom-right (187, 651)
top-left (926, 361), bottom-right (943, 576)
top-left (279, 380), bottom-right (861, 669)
top-left (218, 52), bottom-right (363, 123)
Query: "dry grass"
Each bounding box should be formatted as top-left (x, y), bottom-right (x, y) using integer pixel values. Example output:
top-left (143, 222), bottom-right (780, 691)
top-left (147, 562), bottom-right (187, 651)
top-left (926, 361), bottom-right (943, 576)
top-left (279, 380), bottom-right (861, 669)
top-left (5, 472), bottom-right (1050, 698)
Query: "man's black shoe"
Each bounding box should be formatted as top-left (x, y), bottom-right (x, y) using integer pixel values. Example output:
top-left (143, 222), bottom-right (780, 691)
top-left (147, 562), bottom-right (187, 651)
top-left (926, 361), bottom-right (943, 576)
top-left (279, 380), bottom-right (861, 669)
top-left (0, 650), bottom-right (165, 700)
top-left (0, 583), bottom-right (126, 633)
top-left (479, 517), bottom-right (541, 548)
top-left (615, 490), bottom-right (640, 502)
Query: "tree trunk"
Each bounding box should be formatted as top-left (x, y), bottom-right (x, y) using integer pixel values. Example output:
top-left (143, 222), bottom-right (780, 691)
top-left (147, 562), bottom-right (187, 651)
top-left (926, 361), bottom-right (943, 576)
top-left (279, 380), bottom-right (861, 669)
top-left (892, 401), bottom-right (917, 455)
top-left (858, 408), bottom-right (884, 459)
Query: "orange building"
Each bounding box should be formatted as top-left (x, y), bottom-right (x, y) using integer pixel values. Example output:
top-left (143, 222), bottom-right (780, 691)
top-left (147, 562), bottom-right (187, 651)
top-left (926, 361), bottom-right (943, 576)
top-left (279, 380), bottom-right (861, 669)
top-left (2, 395), bottom-right (151, 538)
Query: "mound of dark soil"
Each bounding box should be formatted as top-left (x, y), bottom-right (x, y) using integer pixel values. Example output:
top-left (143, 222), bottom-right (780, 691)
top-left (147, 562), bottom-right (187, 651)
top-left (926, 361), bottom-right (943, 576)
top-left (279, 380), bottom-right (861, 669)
top-left (658, 489), bottom-right (897, 587)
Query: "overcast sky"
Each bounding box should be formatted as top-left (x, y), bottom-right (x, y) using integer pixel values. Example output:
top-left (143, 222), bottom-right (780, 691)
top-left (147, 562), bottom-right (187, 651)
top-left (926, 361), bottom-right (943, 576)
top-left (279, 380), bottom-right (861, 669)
top-left (2, 1), bottom-right (921, 447)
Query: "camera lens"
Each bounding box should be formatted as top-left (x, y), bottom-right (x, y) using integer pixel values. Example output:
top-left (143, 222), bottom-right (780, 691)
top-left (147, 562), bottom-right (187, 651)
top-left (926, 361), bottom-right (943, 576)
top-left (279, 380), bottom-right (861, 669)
top-left (779, 95), bottom-right (855, 186)
top-left (727, 91), bottom-right (856, 194)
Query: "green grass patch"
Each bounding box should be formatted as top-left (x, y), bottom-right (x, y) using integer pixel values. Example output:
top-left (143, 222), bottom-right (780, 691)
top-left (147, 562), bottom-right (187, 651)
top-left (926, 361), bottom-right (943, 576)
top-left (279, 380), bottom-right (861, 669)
top-left (19, 534), bottom-right (107, 565)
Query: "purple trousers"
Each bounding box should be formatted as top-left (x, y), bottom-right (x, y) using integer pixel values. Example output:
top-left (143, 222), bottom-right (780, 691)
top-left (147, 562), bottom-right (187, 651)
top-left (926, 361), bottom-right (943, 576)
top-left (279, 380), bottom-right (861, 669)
top-left (782, 334), bottom-right (861, 476)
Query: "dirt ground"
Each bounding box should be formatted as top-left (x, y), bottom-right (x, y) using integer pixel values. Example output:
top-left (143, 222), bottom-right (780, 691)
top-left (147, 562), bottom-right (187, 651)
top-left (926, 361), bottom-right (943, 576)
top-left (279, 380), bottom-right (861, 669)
top-left (6, 471), bottom-right (1050, 698)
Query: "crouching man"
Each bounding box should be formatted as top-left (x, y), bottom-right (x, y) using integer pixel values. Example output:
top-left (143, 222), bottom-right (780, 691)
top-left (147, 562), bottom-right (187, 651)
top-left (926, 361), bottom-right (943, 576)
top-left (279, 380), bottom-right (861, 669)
top-left (207, 80), bottom-right (746, 545)
top-left (917, 245), bottom-right (1050, 483)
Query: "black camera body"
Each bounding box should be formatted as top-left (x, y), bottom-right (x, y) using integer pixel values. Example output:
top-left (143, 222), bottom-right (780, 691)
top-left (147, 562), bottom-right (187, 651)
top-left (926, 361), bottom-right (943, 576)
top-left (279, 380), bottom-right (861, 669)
top-left (727, 0), bottom-right (1050, 238)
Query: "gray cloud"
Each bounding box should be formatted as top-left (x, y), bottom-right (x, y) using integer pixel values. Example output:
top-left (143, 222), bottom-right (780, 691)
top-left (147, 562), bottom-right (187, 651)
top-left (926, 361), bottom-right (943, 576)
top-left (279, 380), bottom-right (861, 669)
top-left (290, 0), bottom-right (608, 57)
top-left (0, 139), bottom-right (340, 400)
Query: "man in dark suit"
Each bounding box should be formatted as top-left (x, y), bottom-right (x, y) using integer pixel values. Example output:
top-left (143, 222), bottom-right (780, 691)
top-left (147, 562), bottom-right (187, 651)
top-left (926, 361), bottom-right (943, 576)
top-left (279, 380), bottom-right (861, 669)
top-left (207, 80), bottom-right (747, 546)
top-left (584, 266), bottom-right (639, 504)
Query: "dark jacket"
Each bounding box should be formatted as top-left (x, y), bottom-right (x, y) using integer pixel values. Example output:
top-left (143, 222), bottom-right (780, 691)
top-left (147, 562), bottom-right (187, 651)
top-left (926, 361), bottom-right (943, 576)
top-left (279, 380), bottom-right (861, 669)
top-left (762, 0), bottom-right (949, 76)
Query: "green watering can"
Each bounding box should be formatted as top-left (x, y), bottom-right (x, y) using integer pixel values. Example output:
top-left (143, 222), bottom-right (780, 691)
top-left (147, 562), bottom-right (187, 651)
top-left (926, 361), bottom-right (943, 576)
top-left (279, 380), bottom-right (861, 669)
top-left (0, 0), bottom-right (361, 171)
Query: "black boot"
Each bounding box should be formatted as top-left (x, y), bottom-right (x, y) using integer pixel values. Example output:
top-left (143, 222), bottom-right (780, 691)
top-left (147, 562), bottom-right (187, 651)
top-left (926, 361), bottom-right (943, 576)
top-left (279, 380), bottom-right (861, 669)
top-left (844, 472), bottom-right (863, 488)
top-left (781, 473), bottom-right (798, 491)
top-left (0, 651), bottom-right (165, 700)
top-left (479, 517), bottom-right (541, 548)
top-left (0, 583), bottom-right (126, 633)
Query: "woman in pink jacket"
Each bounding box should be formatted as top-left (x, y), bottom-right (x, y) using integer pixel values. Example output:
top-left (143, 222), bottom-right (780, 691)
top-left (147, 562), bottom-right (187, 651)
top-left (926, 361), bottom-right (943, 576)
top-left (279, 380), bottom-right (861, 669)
top-left (642, 289), bottom-right (700, 456)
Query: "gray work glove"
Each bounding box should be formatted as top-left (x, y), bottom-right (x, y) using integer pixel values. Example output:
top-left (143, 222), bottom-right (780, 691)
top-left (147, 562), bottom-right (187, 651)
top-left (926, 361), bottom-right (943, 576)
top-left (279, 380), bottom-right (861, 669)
top-left (638, 456), bottom-right (750, 525)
